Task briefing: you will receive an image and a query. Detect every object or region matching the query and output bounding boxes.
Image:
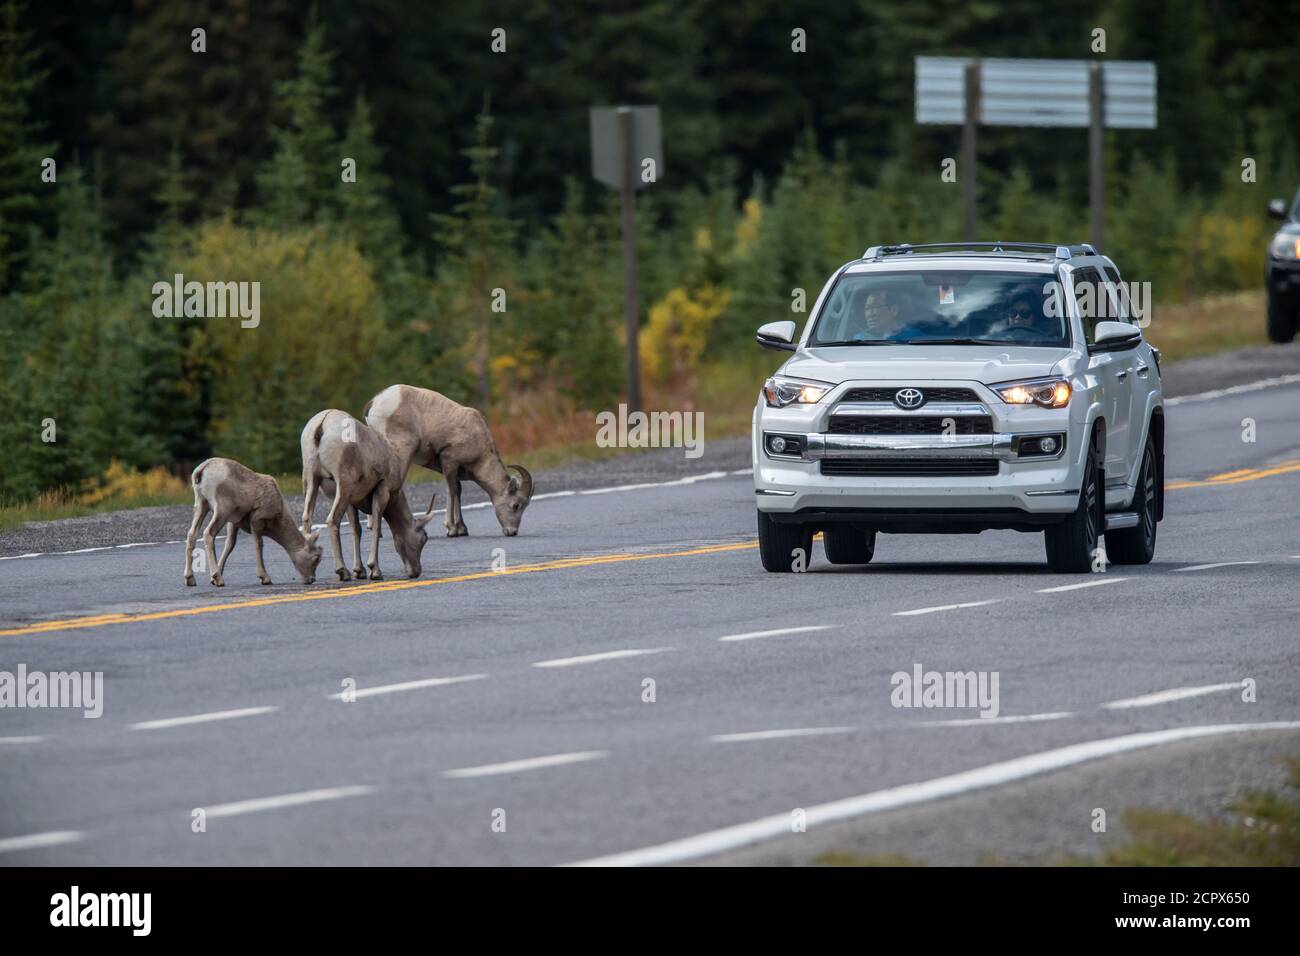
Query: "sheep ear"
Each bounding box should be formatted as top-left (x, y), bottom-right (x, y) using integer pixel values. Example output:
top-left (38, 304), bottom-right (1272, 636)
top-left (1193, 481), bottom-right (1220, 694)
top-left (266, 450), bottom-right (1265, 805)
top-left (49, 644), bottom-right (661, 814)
top-left (306, 529), bottom-right (320, 547)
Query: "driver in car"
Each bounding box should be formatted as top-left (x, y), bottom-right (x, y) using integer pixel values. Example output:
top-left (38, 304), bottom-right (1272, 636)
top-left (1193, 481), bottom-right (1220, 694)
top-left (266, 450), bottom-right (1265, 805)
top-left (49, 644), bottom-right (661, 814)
top-left (854, 289), bottom-right (928, 341)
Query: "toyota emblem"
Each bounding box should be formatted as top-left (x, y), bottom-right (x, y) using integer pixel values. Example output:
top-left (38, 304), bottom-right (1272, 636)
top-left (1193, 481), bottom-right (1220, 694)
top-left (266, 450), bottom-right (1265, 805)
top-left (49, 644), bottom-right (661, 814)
top-left (894, 387), bottom-right (925, 409)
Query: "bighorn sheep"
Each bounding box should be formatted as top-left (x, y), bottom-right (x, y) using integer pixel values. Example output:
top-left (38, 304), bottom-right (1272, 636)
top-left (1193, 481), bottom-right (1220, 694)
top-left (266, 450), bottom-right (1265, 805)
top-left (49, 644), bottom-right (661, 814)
top-left (300, 409), bottom-right (433, 580)
top-left (364, 384), bottom-right (534, 537)
top-left (184, 458), bottom-right (323, 587)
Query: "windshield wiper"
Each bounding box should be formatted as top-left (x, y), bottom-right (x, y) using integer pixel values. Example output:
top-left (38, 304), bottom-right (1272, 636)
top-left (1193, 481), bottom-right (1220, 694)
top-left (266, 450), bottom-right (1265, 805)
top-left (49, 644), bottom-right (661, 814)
top-left (902, 337), bottom-right (1031, 346)
top-left (813, 339), bottom-right (896, 346)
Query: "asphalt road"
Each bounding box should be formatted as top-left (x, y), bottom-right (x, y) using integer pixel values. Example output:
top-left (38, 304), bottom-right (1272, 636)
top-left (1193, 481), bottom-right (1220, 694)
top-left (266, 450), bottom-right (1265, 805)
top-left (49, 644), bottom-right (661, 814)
top-left (2, 351), bottom-right (1299, 866)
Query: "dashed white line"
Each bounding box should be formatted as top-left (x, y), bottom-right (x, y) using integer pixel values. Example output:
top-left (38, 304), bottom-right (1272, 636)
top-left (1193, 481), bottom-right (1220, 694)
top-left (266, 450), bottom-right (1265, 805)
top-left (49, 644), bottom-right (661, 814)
top-left (328, 673), bottom-right (487, 700)
top-left (920, 712), bottom-right (1074, 727)
top-left (709, 726), bottom-right (854, 743)
top-left (1036, 577), bottom-right (1128, 593)
top-left (130, 705), bottom-right (279, 731)
top-left (0, 735), bottom-right (46, 744)
top-left (0, 830), bottom-right (84, 854)
top-left (718, 625), bottom-right (837, 643)
top-left (567, 721), bottom-right (1300, 866)
top-left (1164, 372), bottom-right (1300, 406)
top-left (205, 785), bottom-right (375, 819)
top-left (893, 599), bottom-right (1001, 617)
top-left (1172, 561), bottom-right (1261, 573)
top-left (1101, 682), bottom-right (1244, 710)
top-left (443, 750), bottom-right (608, 779)
top-left (532, 648), bottom-right (670, 669)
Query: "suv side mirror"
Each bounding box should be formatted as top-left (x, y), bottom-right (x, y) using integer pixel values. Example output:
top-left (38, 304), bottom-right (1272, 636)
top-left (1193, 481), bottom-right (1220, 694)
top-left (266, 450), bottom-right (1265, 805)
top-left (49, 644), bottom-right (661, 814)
top-left (756, 320), bottom-right (797, 352)
top-left (1268, 198), bottom-right (1287, 220)
top-left (1089, 320), bottom-right (1142, 354)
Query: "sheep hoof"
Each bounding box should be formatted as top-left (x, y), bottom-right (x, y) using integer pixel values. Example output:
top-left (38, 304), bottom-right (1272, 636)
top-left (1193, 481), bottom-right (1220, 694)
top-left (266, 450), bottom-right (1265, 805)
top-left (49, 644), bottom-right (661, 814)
top-left (336, 568), bottom-right (352, 581)
top-left (259, 576), bottom-right (273, 586)
top-left (446, 525), bottom-right (467, 537)
top-left (353, 567), bottom-right (367, 579)
top-left (184, 575), bottom-right (195, 587)
top-left (369, 568), bottom-right (384, 581)
top-left (210, 574), bottom-right (224, 587)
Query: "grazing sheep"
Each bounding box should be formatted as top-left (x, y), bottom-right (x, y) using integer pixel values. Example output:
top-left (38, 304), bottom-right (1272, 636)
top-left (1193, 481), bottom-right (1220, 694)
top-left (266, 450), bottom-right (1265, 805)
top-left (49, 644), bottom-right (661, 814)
top-left (364, 384), bottom-right (534, 537)
top-left (184, 458), bottom-right (323, 587)
top-left (300, 409), bottom-right (433, 581)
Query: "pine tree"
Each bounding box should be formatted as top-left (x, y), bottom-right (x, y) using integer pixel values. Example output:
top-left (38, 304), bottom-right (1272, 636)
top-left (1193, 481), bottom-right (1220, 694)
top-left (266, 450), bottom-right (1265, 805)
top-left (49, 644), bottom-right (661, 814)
top-left (336, 92), bottom-right (404, 261)
top-left (431, 100), bottom-right (516, 409)
top-left (0, 0), bottom-right (55, 290)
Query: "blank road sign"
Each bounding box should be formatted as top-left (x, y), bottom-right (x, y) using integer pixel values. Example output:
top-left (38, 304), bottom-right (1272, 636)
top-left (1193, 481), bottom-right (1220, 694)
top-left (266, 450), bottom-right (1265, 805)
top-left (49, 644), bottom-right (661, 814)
top-left (915, 57), bottom-right (1157, 129)
top-left (590, 106), bottom-right (663, 191)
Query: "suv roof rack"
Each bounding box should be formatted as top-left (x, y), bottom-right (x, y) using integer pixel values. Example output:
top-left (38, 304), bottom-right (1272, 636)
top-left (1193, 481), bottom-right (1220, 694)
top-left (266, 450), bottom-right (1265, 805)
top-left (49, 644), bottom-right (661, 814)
top-left (861, 241), bottom-right (1098, 262)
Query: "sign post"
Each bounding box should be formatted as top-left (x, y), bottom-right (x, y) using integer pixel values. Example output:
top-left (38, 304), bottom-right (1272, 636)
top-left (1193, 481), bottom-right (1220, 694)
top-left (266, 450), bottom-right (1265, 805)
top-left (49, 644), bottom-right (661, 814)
top-left (916, 57), bottom-right (1156, 249)
top-left (590, 105), bottom-right (662, 412)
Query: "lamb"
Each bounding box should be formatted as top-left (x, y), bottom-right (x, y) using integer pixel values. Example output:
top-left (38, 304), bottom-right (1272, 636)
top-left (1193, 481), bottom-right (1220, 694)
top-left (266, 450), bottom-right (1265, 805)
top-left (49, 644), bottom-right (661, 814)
top-left (184, 458), bottom-right (323, 587)
top-left (364, 384), bottom-right (533, 537)
top-left (300, 409), bottom-right (434, 581)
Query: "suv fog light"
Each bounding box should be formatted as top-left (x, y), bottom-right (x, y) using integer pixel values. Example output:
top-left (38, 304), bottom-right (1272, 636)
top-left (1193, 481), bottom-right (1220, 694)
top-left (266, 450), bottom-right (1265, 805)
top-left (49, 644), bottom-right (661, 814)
top-left (770, 436), bottom-right (787, 454)
top-left (1039, 436), bottom-right (1058, 454)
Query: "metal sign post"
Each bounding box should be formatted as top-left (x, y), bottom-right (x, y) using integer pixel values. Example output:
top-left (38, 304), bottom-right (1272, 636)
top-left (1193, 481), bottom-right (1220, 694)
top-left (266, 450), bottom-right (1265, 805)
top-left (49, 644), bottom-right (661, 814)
top-left (590, 105), bottom-right (662, 413)
top-left (916, 57), bottom-right (1157, 249)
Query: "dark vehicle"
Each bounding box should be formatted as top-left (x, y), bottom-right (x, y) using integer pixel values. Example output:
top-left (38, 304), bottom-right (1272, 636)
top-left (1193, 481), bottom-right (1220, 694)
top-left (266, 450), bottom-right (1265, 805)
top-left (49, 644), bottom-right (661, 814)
top-left (1266, 190), bottom-right (1300, 343)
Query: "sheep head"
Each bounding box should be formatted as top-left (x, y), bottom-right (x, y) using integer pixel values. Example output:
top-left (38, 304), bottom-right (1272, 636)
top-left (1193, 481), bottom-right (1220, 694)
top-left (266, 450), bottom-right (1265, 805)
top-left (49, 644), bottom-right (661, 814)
top-left (493, 465), bottom-right (533, 536)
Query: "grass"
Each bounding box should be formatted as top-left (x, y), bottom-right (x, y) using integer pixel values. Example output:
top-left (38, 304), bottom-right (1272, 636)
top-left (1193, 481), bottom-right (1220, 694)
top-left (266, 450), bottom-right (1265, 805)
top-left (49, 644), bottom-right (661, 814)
top-left (0, 288), bottom-right (1273, 534)
top-left (809, 755), bottom-right (1300, 867)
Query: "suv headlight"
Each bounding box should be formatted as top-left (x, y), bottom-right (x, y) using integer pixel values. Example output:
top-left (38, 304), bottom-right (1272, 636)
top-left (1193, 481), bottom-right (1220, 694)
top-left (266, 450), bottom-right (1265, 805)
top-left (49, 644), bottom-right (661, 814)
top-left (763, 376), bottom-right (831, 408)
top-left (1270, 234), bottom-right (1300, 260)
top-left (994, 377), bottom-right (1072, 408)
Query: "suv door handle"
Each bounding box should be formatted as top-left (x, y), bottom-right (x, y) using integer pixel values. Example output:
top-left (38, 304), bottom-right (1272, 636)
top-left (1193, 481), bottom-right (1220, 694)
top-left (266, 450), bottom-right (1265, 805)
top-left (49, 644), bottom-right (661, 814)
top-left (1116, 369), bottom-right (1129, 381)
top-left (1136, 363), bottom-right (1150, 376)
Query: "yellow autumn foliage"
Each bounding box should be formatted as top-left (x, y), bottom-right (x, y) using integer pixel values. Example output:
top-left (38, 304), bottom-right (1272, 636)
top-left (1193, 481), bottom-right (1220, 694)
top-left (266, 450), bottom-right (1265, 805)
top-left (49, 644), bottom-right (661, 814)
top-left (640, 284), bottom-right (732, 383)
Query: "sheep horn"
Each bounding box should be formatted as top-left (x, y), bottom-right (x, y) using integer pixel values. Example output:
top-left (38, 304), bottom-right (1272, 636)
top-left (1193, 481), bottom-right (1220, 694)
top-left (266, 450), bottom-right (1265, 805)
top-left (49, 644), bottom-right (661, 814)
top-left (508, 464), bottom-right (533, 500)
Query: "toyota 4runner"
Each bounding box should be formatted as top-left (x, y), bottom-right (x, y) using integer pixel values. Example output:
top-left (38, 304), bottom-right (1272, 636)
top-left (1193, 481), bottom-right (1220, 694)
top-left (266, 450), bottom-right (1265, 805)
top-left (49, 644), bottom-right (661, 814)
top-left (752, 242), bottom-right (1165, 573)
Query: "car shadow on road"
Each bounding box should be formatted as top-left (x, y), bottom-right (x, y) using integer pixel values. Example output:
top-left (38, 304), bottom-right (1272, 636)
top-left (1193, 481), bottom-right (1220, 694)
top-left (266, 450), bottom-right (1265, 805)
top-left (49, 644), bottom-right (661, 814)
top-left (812, 562), bottom-right (1056, 575)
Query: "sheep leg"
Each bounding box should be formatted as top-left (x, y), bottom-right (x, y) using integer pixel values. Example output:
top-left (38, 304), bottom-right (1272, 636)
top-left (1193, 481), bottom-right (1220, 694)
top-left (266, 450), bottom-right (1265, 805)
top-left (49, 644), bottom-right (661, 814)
top-left (301, 471), bottom-right (319, 533)
top-left (254, 532), bottom-right (272, 585)
top-left (325, 485), bottom-right (350, 581)
top-left (367, 487), bottom-right (390, 580)
top-left (203, 508), bottom-right (227, 587)
top-left (216, 523), bottom-right (239, 579)
top-left (184, 495), bottom-right (209, 587)
top-left (348, 506), bottom-right (367, 578)
top-left (445, 470), bottom-right (467, 537)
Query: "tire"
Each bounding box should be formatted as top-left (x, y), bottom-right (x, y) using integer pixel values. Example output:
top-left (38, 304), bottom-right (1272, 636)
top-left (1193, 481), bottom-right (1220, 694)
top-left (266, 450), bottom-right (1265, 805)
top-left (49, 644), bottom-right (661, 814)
top-left (1106, 436), bottom-right (1158, 565)
top-left (823, 527), bottom-right (876, 564)
top-left (1044, 436), bottom-right (1102, 573)
top-left (1267, 292), bottom-right (1297, 344)
top-left (757, 510), bottom-right (814, 573)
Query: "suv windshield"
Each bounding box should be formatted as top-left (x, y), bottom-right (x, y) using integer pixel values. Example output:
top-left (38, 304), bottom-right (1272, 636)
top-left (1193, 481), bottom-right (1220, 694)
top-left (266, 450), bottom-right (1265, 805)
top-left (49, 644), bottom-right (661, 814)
top-left (809, 270), bottom-right (1070, 348)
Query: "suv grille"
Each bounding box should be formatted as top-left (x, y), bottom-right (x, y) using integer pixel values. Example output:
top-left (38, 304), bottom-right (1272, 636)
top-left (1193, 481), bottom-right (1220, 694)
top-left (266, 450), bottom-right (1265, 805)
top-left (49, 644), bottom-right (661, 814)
top-left (840, 387), bottom-right (980, 404)
top-left (828, 415), bottom-right (993, 435)
top-left (820, 458), bottom-right (1000, 477)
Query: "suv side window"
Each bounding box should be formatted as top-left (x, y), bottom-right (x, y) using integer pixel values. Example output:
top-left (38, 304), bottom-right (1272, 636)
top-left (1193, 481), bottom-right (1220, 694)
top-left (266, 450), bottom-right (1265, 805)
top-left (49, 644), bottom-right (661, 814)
top-left (1103, 266), bottom-right (1134, 324)
top-left (1072, 267), bottom-right (1105, 344)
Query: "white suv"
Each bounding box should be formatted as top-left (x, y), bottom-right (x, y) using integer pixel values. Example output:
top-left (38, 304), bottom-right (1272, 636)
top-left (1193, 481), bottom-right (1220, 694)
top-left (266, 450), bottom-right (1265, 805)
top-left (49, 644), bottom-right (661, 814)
top-left (752, 242), bottom-right (1164, 573)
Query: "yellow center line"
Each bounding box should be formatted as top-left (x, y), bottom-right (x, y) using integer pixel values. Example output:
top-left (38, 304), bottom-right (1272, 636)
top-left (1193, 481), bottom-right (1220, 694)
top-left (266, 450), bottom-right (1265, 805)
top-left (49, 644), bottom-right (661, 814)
top-left (1167, 459), bottom-right (1300, 490)
top-left (0, 541), bottom-right (758, 638)
top-left (4, 456), bottom-right (1299, 638)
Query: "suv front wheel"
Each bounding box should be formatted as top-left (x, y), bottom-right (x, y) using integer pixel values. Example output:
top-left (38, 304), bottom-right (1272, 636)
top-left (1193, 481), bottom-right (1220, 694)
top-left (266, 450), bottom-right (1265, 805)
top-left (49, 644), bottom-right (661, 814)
top-left (1267, 292), bottom-right (1298, 344)
top-left (1106, 436), bottom-right (1158, 564)
top-left (1044, 437), bottom-right (1102, 573)
top-left (757, 510), bottom-right (814, 572)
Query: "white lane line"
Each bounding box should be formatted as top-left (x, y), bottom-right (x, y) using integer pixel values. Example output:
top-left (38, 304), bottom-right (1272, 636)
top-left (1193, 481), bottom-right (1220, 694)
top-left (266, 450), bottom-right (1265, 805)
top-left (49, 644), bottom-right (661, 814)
top-left (718, 625), bottom-right (837, 643)
top-left (568, 721), bottom-right (1300, 867)
top-left (1172, 561), bottom-right (1261, 573)
top-left (893, 599), bottom-right (1001, 617)
top-left (443, 750), bottom-right (608, 779)
top-left (1165, 372), bottom-right (1300, 406)
top-left (205, 785), bottom-right (375, 819)
top-left (920, 712), bottom-right (1074, 727)
top-left (130, 705), bottom-right (279, 731)
top-left (0, 830), bottom-right (84, 854)
top-left (0, 735), bottom-right (46, 744)
top-left (328, 673), bottom-right (487, 700)
top-left (1101, 682), bottom-right (1244, 710)
top-left (1036, 577), bottom-right (1128, 593)
top-left (709, 726), bottom-right (854, 743)
top-left (532, 648), bottom-right (670, 669)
